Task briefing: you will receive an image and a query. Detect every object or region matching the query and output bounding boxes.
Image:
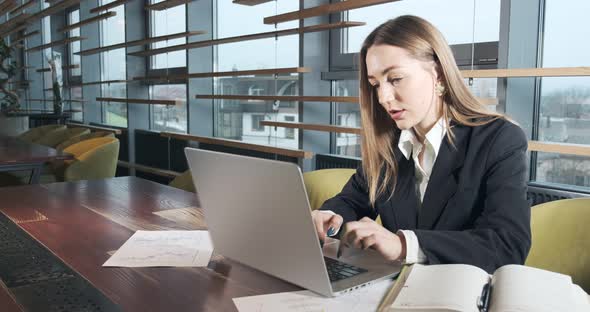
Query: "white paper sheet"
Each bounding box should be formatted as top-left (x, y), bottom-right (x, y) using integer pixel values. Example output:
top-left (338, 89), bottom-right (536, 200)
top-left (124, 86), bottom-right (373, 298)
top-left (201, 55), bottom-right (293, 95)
top-left (103, 230), bottom-right (214, 267)
top-left (233, 278), bottom-right (395, 312)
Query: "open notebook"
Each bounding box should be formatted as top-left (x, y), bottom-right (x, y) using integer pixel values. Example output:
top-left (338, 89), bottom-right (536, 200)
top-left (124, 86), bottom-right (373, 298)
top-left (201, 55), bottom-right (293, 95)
top-left (378, 264), bottom-right (590, 312)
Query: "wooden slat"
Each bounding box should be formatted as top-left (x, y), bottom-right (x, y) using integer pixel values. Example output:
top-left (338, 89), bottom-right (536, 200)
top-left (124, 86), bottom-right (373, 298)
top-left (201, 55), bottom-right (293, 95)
top-left (479, 98), bottom-right (498, 106)
top-left (145, 0), bottom-right (191, 11)
top-left (133, 67), bottom-right (311, 82)
top-left (26, 98), bottom-right (87, 103)
top-left (260, 121), bottom-right (361, 134)
top-left (0, 12), bottom-right (29, 35)
top-left (25, 36), bottom-right (85, 52)
top-left (195, 95), bottom-right (358, 103)
top-left (66, 122), bottom-right (122, 134)
top-left (264, 0), bottom-right (396, 24)
top-left (96, 97), bottom-right (183, 106)
top-left (196, 94), bottom-right (496, 106)
top-left (232, 0), bottom-right (273, 5)
top-left (128, 21), bottom-right (365, 57)
top-left (80, 79), bottom-right (130, 86)
top-left (117, 160), bottom-right (181, 178)
top-left (58, 11), bottom-right (116, 32)
top-left (528, 141), bottom-right (590, 157)
top-left (461, 67), bottom-right (590, 78)
top-left (76, 30), bottom-right (205, 56)
top-left (0, 0), bottom-right (17, 16)
top-left (9, 0), bottom-right (36, 15)
top-left (35, 64), bottom-right (80, 72)
top-left (28, 0), bottom-right (82, 22)
top-left (90, 0), bottom-right (131, 13)
top-left (161, 131), bottom-right (314, 159)
top-left (0, 23), bottom-right (28, 38)
top-left (11, 30), bottom-right (39, 43)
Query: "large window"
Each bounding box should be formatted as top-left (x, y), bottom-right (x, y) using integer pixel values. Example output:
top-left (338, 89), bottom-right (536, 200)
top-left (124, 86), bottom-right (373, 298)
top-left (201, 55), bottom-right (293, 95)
top-left (344, 0), bottom-right (501, 53)
top-left (535, 0), bottom-right (590, 190)
top-left (214, 1), bottom-right (300, 149)
top-left (150, 84), bottom-right (187, 133)
top-left (149, 0), bottom-right (187, 69)
top-left (99, 0), bottom-right (127, 127)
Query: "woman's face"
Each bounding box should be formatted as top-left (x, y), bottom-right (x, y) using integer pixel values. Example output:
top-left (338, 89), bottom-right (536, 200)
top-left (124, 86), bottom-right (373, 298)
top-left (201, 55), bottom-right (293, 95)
top-left (366, 44), bottom-right (441, 132)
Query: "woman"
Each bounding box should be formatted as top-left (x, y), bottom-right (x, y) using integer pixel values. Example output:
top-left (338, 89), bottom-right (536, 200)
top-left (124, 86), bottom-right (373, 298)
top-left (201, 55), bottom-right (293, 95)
top-left (312, 15), bottom-right (530, 273)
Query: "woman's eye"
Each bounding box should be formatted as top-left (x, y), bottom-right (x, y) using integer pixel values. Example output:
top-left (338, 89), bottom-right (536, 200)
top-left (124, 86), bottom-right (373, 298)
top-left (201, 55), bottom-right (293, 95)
top-left (388, 77), bottom-right (402, 85)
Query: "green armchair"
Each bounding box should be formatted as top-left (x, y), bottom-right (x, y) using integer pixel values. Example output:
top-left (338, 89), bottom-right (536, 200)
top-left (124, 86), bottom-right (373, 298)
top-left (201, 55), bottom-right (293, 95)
top-left (54, 137), bottom-right (120, 182)
top-left (302, 168), bottom-right (356, 210)
top-left (525, 198), bottom-right (590, 292)
top-left (17, 124), bottom-right (66, 143)
top-left (35, 127), bottom-right (90, 148)
top-left (169, 170), bottom-right (196, 193)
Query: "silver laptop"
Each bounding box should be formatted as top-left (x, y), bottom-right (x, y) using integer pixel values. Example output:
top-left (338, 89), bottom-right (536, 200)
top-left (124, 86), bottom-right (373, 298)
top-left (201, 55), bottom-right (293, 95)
top-left (185, 148), bottom-right (401, 297)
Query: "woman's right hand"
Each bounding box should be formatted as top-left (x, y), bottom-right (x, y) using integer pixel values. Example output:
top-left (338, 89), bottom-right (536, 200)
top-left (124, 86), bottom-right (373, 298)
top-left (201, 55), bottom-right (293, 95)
top-left (311, 210), bottom-right (344, 243)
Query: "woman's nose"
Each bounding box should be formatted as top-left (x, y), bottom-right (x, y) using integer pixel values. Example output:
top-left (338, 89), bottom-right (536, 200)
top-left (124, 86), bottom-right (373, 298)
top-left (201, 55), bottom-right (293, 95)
top-left (379, 86), bottom-right (395, 108)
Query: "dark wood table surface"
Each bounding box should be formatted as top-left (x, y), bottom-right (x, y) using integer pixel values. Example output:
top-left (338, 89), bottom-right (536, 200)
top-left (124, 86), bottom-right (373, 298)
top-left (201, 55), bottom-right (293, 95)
top-left (0, 135), bottom-right (73, 183)
top-left (0, 176), bottom-right (299, 311)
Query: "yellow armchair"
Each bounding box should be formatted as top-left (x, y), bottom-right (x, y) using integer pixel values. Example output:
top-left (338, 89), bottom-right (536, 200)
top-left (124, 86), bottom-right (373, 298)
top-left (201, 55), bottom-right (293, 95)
top-left (57, 137), bottom-right (120, 182)
top-left (525, 198), bottom-right (590, 292)
top-left (303, 169), bottom-right (356, 210)
top-left (55, 131), bottom-right (115, 151)
top-left (303, 168), bottom-right (382, 225)
top-left (169, 170), bottom-right (196, 193)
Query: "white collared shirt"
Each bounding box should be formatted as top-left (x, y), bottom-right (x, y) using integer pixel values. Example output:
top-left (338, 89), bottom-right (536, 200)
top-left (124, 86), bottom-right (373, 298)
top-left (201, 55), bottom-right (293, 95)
top-left (397, 118), bottom-right (447, 263)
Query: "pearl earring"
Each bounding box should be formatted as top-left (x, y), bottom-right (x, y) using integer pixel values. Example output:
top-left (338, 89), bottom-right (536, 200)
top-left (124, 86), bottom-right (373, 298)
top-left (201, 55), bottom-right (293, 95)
top-left (435, 81), bottom-right (445, 97)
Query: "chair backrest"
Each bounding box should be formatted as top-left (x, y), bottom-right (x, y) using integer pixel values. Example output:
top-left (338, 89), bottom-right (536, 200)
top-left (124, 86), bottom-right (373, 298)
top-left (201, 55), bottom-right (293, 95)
top-left (55, 131), bottom-right (114, 151)
top-left (62, 137), bottom-right (120, 181)
top-left (35, 127), bottom-right (90, 147)
top-left (169, 170), bottom-right (196, 193)
top-left (302, 168), bottom-right (356, 210)
top-left (525, 198), bottom-right (590, 292)
top-left (17, 124), bottom-right (66, 142)
top-left (63, 136), bottom-right (118, 159)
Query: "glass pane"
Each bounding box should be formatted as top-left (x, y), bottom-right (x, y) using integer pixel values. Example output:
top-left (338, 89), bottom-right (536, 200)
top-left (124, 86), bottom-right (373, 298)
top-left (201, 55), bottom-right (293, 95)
top-left (346, 0), bottom-right (501, 53)
top-left (214, 1), bottom-right (300, 149)
top-left (213, 74), bottom-right (299, 149)
top-left (334, 80), bottom-right (361, 157)
top-left (69, 86), bottom-right (83, 121)
top-left (68, 10), bottom-right (81, 76)
top-left (536, 0), bottom-right (590, 190)
top-left (102, 82), bottom-right (127, 127)
top-left (150, 1), bottom-right (186, 69)
top-left (150, 84), bottom-right (187, 133)
top-left (100, 0), bottom-right (127, 127)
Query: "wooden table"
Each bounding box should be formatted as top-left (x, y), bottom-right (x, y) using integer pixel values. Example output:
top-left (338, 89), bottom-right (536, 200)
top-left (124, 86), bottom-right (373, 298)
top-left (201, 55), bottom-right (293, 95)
top-left (0, 135), bottom-right (73, 183)
top-left (0, 176), bottom-right (299, 311)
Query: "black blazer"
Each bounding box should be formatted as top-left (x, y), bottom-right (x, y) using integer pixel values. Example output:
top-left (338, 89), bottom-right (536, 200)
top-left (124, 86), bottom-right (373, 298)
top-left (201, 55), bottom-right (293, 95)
top-left (320, 118), bottom-right (531, 273)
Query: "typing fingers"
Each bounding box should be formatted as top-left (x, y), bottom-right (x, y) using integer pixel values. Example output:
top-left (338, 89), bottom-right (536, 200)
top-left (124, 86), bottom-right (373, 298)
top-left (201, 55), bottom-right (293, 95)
top-left (326, 214), bottom-right (343, 237)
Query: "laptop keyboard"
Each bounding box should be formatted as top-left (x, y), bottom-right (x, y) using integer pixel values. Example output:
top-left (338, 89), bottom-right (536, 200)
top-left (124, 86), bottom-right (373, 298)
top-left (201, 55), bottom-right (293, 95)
top-left (324, 257), bottom-right (367, 283)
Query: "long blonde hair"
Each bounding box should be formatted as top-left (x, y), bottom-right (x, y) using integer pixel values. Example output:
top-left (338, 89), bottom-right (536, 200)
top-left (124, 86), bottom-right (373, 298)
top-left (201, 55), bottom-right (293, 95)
top-left (359, 15), bottom-right (504, 205)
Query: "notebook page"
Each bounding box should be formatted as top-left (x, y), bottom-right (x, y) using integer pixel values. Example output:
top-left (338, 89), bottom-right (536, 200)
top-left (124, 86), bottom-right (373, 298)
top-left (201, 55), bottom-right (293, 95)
top-left (489, 265), bottom-right (573, 312)
top-left (572, 284), bottom-right (590, 312)
top-left (391, 264), bottom-right (489, 312)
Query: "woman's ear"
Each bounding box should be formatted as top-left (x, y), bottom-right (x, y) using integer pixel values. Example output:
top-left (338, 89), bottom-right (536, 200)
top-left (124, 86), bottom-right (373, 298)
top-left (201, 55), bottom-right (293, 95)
top-left (430, 61), bottom-right (443, 81)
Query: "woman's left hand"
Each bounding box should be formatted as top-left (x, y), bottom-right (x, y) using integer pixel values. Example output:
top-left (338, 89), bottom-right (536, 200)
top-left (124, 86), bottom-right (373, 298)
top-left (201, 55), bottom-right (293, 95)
top-left (340, 217), bottom-right (406, 261)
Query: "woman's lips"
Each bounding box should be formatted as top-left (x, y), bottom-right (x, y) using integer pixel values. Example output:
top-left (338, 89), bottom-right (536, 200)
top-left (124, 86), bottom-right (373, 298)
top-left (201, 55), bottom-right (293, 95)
top-left (390, 109), bottom-right (405, 120)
